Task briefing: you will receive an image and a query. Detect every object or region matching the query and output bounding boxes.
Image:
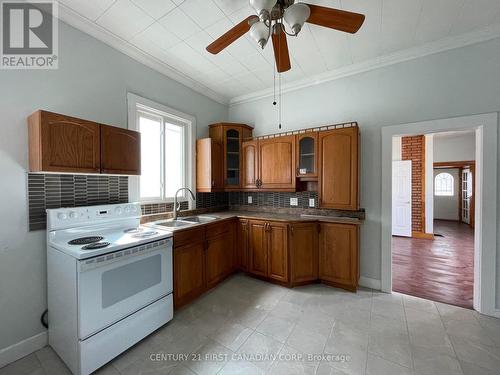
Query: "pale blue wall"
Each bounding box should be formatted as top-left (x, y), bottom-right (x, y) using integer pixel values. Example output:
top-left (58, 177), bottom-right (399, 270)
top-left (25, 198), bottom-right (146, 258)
top-left (0, 20), bottom-right (228, 351)
top-left (229, 37), bottom-right (500, 308)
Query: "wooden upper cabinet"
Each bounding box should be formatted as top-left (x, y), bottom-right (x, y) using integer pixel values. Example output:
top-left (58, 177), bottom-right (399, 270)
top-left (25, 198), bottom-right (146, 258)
top-left (258, 135), bottom-right (296, 190)
top-left (267, 222), bottom-right (289, 283)
top-left (28, 110), bottom-right (141, 175)
top-left (242, 140), bottom-right (259, 190)
top-left (100, 125), bottom-right (140, 175)
top-left (319, 223), bottom-right (359, 291)
top-left (290, 223), bottom-right (318, 284)
top-left (248, 220), bottom-right (268, 277)
top-left (28, 110), bottom-right (101, 173)
top-left (296, 132), bottom-right (318, 178)
top-left (196, 138), bottom-right (224, 192)
top-left (318, 127), bottom-right (359, 210)
top-left (209, 123), bottom-right (253, 190)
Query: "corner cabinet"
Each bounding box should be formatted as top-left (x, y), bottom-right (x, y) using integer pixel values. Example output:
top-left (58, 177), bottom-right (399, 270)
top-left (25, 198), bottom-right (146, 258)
top-left (318, 127), bottom-right (359, 210)
top-left (28, 110), bottom-right (140, 175)
top-left (248, 219), bottom-right (289, 284)
top-left (208, 123), bottom-right (253, 190)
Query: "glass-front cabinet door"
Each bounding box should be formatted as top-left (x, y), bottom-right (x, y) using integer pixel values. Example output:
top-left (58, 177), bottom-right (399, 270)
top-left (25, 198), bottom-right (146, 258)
top-left (224, 128), bottom-right (241, 188)
top-left (296, 132), bottom-right (318, 178)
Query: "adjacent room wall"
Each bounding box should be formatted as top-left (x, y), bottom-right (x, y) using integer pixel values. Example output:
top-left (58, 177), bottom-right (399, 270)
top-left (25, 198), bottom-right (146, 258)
top-left (434, 132), bottom-right (476, 162)
top-left (228, 36), bottom-right (500, 307)
top-left (0, 20), bottom-right (227, 355)
top-left (434, 168), bottom-right (460, 220)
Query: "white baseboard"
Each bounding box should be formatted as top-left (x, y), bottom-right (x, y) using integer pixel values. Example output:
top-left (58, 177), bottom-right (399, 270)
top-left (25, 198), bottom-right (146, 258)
top-left (494, 309), bottom-right (500, 319)
top-left (0, 332), bottom-right (48, 368)
top-left (359, 277), bottom-right (381, 290)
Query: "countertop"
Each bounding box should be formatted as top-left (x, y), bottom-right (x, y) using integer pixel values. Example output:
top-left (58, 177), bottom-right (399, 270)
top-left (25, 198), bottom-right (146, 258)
top-left (142, 209), bottom-right (363, 232)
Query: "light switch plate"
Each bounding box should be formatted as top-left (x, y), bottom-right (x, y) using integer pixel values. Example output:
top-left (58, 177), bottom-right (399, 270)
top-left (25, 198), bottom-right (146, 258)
top-left (290, 197), bottom-right (298, 206)
top-left (248, 196), bottom-right (253, 204)
top-left (309, 198), bottom-right (315, 208)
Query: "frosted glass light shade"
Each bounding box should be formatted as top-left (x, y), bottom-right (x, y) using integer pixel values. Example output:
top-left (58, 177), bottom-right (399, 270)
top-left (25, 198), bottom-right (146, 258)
top-left (250, 0), bottom-right (277, 15)
top-left (284, 3), bottom-right (310, 35)
top-left (250, 21), bottom-right (270, 49)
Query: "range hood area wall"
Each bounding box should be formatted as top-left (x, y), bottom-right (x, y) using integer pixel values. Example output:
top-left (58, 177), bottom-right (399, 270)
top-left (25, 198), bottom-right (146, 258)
top-left (0, 19), bottom-right (227, 360)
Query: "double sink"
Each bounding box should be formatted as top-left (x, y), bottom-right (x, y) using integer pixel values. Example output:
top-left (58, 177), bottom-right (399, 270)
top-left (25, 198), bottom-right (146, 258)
top-left (155, 215), bottom-right (219, 229)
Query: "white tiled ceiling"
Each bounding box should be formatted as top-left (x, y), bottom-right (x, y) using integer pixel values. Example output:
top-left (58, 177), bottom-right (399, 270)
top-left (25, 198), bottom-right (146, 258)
top-left (59, 0), bottom-right (500, 102)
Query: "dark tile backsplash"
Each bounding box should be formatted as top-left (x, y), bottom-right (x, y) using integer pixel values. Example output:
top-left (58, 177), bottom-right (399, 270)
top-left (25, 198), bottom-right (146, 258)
top-left (141, 201), bottom-right (189, 216)
top-left (28, 173), bottom-right (128, 231)
top-left (228, 191), bottom-right (318, 209)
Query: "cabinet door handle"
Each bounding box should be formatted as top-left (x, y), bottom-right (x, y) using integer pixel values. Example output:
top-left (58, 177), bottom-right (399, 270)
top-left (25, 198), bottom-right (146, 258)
top-left (211, 180), bottom-right (215, 187)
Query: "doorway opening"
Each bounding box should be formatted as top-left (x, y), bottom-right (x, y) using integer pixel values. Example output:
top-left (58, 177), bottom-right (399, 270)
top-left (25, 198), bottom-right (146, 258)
top-left (391, 130), bottom-right (476, 309)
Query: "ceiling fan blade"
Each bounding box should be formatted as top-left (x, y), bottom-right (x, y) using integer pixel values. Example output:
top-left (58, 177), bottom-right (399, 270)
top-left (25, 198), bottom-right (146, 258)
top-left (206, 15), bottom-right (258, 54)
top-left (305, 4), bottom-right (365, 34)
top-left (271, 24), bottom-right (291, 73)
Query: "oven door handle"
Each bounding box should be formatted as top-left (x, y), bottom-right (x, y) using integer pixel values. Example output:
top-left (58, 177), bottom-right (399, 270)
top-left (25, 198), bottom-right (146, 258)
top-left (79, 238), bottom-right (172, 272)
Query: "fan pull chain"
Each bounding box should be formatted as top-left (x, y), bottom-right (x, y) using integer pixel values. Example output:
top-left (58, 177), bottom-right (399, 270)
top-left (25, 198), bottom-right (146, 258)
top-left (278, 22), bottom-right (282, 130)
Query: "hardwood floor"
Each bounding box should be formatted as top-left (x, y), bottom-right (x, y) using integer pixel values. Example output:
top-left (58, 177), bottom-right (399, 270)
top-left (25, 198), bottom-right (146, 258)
top-left (392, 220), bottom-right (474, 309)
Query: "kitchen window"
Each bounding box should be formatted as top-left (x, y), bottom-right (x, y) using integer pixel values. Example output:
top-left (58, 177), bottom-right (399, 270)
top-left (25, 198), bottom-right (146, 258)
top-left (127, 94), bottom-right (195, 204)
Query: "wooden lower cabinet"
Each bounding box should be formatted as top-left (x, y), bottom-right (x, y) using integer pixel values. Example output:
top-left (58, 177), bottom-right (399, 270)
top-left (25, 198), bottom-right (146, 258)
top-left (173, 220), bottom-right (235, 309)
top-left (319, 223), bottom-right (359, 291)
top-left (205, 232), bottom-right (232, 289)
top-left (237, 219), bottom-right (249, 271)
top-left (290, 223), bottom-right (319, 285)
top-left (174, 217), bottom-right (360, 309)
top-left (267, 222), bottom-right (288, 282)
top-left (248, 220), bottom-right (289, 283)
top-left (248, 220), bottom-right (268, 277)
top-left (173, 240), bottom-right (206, 309)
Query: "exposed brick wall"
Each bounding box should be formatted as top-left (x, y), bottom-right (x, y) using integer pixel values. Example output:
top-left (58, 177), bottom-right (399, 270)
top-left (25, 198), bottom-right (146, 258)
top-left (402, 136), bottom-right (425, 233)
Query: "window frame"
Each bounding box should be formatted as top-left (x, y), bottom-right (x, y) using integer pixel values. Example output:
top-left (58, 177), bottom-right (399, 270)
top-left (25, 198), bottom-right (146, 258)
top-left (434, 172), bottom-right (454, 197)
top-left (127, 93), bottom-right (196, 206)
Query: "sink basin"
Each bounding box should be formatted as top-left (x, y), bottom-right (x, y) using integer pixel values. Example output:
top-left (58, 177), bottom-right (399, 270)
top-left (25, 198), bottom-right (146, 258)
top-left (158, 220), bottom-right (194, 228)
top-left (181, 215), bottom-right (219, 223)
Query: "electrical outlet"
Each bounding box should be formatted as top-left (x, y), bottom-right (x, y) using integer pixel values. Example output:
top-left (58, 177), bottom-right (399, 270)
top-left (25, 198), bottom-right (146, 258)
top-left (309, 198), bottom-right (315, 208)
top-left (247, 195), bottom-right (253, 204)
top-left (290, 197), bottom-right (298, 206)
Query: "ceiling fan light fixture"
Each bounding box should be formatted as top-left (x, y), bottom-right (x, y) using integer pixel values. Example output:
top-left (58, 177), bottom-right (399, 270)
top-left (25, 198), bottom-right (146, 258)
top-left (250, 21), bottom-right (270, 49)
top-left (249, 0), bottom-right (277, 17)
top-left (284, 3), bottom-right (310, 35)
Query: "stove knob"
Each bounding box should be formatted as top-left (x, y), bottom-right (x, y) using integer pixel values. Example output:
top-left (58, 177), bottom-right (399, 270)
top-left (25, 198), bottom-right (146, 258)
top-left (124, 206), bottom-right (131, 213)
top-left (130, 205), bottom-right (137, 213)
top-left (57, 212), bottom-right (68, 220)
top-left (69, 211), bottom-right (78, 219)
top-left (115, 206), bottom-right (123, 215)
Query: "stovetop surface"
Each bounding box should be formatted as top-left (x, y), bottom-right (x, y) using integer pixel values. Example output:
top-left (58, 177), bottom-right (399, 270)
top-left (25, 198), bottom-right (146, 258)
top-left (48, 223), bottom-right (172, 259)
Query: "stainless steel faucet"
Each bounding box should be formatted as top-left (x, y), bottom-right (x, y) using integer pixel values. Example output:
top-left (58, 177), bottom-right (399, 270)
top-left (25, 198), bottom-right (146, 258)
top-left (173, 188), bottom-right (196, 220)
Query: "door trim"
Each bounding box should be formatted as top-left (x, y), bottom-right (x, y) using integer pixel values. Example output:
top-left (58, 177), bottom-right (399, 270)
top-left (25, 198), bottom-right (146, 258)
top-left (381, 113), bottom-right (497, 316)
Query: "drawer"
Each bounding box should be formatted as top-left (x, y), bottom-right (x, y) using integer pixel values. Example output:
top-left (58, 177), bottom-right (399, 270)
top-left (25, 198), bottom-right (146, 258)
top-left (173, 226), bottom-right (206, 248)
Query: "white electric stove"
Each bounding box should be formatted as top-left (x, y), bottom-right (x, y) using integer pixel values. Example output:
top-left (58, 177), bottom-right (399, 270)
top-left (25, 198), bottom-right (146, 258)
top-left (46, 203), bottom-right (174, 375)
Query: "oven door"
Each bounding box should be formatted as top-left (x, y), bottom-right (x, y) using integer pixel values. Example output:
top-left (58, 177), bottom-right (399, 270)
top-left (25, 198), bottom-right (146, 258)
top-left (78, 238), bottom-right (172, 339)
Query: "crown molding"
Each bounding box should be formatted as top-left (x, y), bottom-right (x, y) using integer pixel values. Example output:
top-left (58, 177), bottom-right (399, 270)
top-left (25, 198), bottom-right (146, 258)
top-left (229, 23), bottom-right (500, 106)
top-left (57, 4), bottom-right (230, 106)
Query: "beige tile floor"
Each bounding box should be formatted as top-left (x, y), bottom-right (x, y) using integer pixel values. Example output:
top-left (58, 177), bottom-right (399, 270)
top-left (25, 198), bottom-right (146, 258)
top-left (2, 274), bottom-right (500, 375)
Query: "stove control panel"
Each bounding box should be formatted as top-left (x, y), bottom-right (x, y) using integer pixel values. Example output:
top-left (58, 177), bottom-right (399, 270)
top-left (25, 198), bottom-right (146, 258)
top-left (47, 203), bottom-right (142, 230)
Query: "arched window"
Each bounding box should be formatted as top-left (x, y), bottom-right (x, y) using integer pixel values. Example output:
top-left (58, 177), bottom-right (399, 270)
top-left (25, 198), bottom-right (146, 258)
top-left (435, 173), bottom-right (454, 196)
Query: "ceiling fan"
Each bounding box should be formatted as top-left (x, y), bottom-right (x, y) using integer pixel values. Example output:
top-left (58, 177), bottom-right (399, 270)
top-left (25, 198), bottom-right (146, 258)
top-left (206, 0), bottom-right (365, 73)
